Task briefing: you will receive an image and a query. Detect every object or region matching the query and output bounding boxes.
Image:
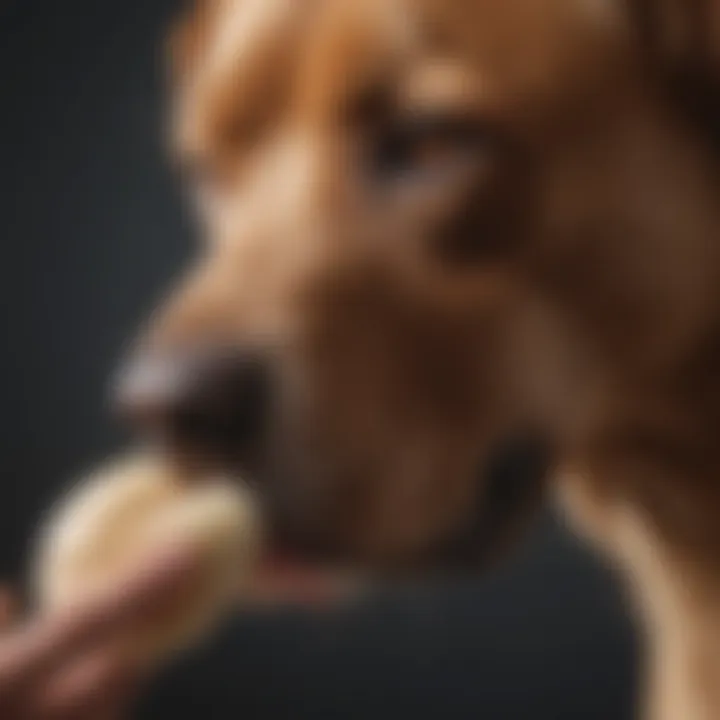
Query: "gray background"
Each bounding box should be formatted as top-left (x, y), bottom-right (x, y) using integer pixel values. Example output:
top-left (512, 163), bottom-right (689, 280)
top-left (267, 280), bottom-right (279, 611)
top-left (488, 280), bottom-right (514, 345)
top-left (0, 1), bottom-right (637, 717)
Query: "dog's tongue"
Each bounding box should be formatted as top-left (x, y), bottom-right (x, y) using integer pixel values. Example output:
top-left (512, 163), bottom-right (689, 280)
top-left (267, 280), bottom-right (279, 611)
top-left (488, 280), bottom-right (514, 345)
top-left (248, 551), bottom-right (362, 606)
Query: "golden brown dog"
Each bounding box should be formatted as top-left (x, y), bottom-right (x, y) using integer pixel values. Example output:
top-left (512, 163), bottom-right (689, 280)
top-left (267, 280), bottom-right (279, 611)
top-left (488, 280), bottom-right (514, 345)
top-left (116, 0), bottom-right (720, 717)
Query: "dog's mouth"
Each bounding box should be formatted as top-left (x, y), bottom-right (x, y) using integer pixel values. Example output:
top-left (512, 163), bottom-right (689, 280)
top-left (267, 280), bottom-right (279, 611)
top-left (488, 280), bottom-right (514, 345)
top-left (186, 433), bottom-right (552, 608)
top-left (245, 483), bottom-right (374, 609)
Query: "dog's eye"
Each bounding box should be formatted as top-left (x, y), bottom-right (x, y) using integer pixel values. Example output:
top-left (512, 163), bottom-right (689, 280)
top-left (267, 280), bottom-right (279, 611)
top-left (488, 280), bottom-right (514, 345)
top-left (372, 114), bottom-right (487, 182)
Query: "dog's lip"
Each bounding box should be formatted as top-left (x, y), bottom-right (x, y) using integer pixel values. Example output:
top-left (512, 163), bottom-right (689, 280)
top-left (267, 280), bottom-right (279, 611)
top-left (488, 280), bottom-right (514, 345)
top-left (245, 483), bottom-right (366, 606)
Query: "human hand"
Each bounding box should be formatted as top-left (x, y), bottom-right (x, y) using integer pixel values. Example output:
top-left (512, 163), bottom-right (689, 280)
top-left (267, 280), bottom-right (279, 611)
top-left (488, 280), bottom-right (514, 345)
top-left (0, 543), bottom-right (197, 719)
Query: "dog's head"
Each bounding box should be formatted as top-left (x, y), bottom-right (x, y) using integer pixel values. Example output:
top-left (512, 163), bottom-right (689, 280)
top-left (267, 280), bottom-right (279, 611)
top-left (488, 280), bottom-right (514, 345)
top-left (117, 0), bottom-right (720, 574)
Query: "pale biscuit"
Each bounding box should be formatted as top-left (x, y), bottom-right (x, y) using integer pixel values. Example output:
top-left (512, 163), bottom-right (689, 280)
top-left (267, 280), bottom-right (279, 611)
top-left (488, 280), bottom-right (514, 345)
top-left (33, 453), bottom-right (260, 665)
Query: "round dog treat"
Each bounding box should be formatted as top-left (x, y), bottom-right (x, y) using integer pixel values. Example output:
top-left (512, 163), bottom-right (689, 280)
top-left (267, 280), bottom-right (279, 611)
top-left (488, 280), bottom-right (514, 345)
top-left (32, 453), bottom-right (261, 665)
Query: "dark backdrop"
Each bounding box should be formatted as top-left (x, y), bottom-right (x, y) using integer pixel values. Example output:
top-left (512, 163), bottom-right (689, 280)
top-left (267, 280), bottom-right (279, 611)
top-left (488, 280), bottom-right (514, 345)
top-left (0, 1), bottom-right (638, 717)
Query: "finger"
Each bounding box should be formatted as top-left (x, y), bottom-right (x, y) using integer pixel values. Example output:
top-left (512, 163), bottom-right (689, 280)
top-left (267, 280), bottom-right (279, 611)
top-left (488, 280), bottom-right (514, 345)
top-left (65, 649), bottom-right (148, 720)
top-left (0, 541), bottom-right (199, 688)
top-left (67, 660), bottom-right (144, 720)
top-left (0, 587), bottom-right (17, 631)
top-left (32, 649), bottom-right (140, 720)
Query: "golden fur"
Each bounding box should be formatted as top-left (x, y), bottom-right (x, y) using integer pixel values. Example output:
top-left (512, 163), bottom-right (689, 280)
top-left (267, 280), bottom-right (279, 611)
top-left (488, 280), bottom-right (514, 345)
top-left (123, 1), bottom-right (720, 716)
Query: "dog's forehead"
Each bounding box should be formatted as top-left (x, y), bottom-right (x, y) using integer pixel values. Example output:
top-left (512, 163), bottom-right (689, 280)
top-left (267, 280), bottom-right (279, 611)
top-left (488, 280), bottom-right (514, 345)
top-left (201, 0), bottom-right (621, 71)
top-left (174, 0), bottom-right (414, 152)
top-left (200, 0), bottom-right (303, 84)
top-left (190, 0), bottom-right (416, 97)
top-left (176, 0), bottom-right (627, 150)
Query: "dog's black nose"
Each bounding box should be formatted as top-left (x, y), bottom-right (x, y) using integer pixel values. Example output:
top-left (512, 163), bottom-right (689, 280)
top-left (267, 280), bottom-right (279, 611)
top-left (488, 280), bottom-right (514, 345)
top-left (114, 347), bottom-right (271, 465)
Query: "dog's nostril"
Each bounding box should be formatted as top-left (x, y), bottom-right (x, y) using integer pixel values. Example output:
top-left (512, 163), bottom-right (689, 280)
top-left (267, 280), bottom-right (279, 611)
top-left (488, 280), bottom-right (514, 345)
top-left (114, 349), bottom-right (271, 461)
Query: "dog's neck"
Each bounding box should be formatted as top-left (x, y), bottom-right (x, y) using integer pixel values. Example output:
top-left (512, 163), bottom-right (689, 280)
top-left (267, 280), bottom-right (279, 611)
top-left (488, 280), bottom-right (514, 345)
top-left (647, 609), bottom-right (720, 720)
top-left (559, 444), bottom-right (720, 720)
top-left (617, 505), bottom-right (720, 720)
top-left (559, 472), bottom-right (720, 720)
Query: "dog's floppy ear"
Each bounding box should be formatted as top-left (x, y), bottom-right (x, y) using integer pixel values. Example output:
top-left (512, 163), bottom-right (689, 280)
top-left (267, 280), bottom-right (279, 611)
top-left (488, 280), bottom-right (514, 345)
top-left (627, 0), bottom-right (720, 143)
